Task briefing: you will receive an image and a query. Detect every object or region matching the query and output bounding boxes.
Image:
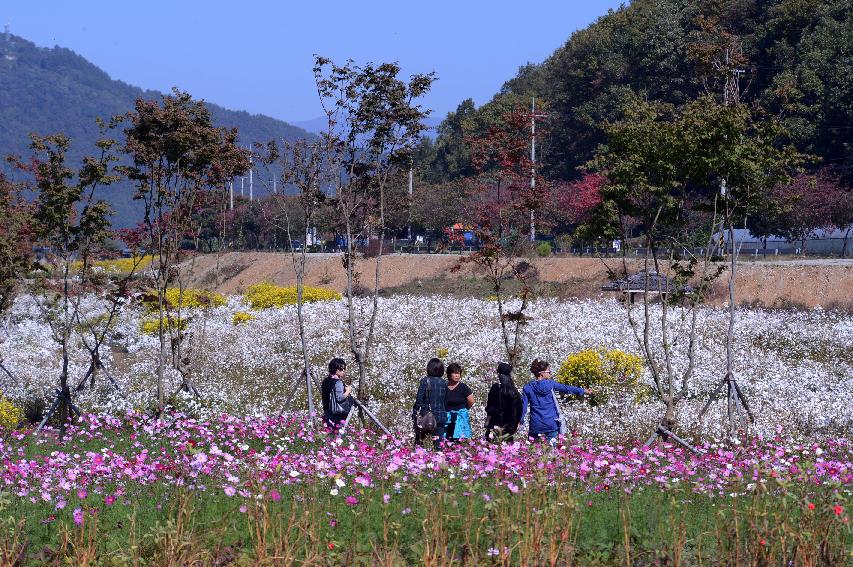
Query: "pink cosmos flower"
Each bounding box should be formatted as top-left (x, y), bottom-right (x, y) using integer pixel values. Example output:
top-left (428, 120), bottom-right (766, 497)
top-left (269, 489), bottom-right (281, 502)
top-left (104, 495), bottom-right (116, 506)
top-left (73, 507), bottom-right (83, 526)
top-left (223, 485), bottom-right (236, 497)
top-left (345, 496), bottom-right (359, 506)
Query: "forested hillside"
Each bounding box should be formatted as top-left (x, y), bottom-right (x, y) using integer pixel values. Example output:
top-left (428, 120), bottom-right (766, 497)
top-left (420, 0), bottom-right (852, 183)
top-left (0, 33), bottom-right (310, 226)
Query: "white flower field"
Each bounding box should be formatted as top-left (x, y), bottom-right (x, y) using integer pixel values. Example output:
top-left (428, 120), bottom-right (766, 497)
top-left (3, 293), bottom-right (850, 440)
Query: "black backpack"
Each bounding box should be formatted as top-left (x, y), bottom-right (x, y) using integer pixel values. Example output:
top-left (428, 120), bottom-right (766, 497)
top-left (323, 377), bottom-right (352, 417)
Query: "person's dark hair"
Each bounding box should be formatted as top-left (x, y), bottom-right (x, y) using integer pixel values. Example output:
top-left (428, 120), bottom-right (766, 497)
top-left (426, 358), bottom-right (445, 378)
top-left (496, 362), bottom-right (519, 398)
top-left (446, 362), bottom-right (463, 377)
top-left (530, 359), bottom-right (549, 377)
top-left (328, 357), bottom-right (346, 374)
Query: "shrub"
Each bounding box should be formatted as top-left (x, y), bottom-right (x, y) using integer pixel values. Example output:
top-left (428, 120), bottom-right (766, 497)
top-left (244, 282), bottom-right (341, 309)
top-left (0, 396), bottom-right (23, 431)
top-left (95, 255), bottom-right (155, 275)
top-left (555, 348), bottom-right (645, 404)
top-left (140, 317), bottom-right (188, 336)
top-left (73, 255), bottom-right (155, 275)
top-left (143, 288), bottom-right (226, 312)
top-left (536, 241), bottom-right (552, 257)
top-left (555, 234), bottom-right (572, 253)
top-left (22, 397), bottom-right (46, 425)
top-left (164, 288), bottom-right (226, 310)
top-left (232, 311), bottom-right (256, 326)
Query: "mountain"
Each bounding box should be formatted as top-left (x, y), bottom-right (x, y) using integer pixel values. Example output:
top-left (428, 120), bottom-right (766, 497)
top-left (424, 0), bottom-right (852, 184)
top-left (0, 33), bottom-right (312, 227)
top-left (292, 114), bottom-right (444, 139)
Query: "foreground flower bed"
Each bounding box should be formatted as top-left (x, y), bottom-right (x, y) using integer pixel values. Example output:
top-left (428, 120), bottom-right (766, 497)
top-left (2, 413), bottom-right (851, 565)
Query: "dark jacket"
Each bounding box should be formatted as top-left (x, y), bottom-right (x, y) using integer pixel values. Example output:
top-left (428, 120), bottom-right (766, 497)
top-left (485, 380), bottom-right (522, 434)
top-left (521, 379), bottom-right (584, 435)
top-left (321, 375), bottom-right (352, 419)
top-left (412, 376), bottom-right (448, 426)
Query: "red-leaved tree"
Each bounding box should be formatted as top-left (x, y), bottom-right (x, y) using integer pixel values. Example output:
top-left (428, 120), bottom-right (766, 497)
top-left (767, 169), bottom-right (845, 253)
top-left (457, 103), bottom-right (552, 366)
top-left (552, 172), bottom-right (604, 226)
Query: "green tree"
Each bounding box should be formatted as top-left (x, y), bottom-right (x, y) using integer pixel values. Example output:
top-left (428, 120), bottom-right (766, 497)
top-left (420, 99), bottom-right (477, 183)
top-left (14, 131), bottom-right (117, 434)
top-left (589, 94), bottom-right (803, 437)
top-left (120, 90), bottom-right (250, 409)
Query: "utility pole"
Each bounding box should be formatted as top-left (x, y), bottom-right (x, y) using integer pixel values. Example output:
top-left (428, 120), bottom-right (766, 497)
top-left (722, 49), bottom-right (744, 107)
top-left (249, 149), bottom-right (253, 202)
top-left (529, 97), bottom-right (548, 241)
top-left (408, 165), bottom-right (413, 241)
top-left (229, 180), bottom-right (234, 210)
top-left (698, 45), bottom-right (754, 438)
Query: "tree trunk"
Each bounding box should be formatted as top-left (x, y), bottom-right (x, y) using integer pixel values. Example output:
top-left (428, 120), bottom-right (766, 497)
top-left (57, 340), bottom-right (70, 436)
top-left (157, 284), bottom-right (166, 409)
top-left (294, 230), bottom-right (314, 426)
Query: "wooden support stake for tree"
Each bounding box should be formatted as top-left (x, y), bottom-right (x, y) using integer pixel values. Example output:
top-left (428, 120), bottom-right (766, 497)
top-left (646, 425), bottom-right (701, 454)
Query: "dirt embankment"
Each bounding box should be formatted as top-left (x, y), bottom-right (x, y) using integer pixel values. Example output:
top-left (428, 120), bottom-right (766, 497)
top-left (178, 252), bottom-right (853, 309)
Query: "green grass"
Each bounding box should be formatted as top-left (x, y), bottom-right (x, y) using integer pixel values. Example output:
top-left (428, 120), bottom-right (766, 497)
top-left (6, 477), bottom-right (850, 566)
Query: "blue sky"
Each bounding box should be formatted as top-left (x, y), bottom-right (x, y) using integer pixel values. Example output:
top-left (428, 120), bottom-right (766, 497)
top-left (2, 0), bottom-right (624, 124)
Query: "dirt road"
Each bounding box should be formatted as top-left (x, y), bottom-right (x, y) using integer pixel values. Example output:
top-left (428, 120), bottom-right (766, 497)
top-left (179, 252), bottom-right (853, 309)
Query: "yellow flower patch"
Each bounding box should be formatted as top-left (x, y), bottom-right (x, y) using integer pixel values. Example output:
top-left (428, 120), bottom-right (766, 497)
top-left (244, 282), bottom-right (340, 309)
top-left (232, 312), bottom-right (256, 326)
top-left (0, 396), bottom-right (23, 431)
top-left (555, 348), bottom-right (645, 402)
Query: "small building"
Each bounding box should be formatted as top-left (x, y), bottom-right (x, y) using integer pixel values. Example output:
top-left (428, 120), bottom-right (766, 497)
top-left (601, 270), bottom-right (694, 303)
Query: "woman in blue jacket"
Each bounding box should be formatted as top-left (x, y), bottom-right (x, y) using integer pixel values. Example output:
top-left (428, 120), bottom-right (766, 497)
top-left (521, 359), bottom-right (591, 444)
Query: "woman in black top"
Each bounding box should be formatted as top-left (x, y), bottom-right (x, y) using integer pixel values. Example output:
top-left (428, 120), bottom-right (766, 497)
top-left (485, 362), bottom-right (523, 442)
top-left (445, 362), bottom-right (474, 440)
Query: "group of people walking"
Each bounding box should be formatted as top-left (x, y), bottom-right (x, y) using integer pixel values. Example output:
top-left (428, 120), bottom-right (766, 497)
top-left (321, 356), bottom-right (593, 446)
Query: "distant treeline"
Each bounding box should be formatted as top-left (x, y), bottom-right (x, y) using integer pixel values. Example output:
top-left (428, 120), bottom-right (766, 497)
top-left (416, 0), bottom-right (852, 184)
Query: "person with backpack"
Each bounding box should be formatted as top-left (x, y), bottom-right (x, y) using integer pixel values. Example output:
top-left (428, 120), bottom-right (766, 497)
top-left (321, 358), bottom-right (353, 430)
top-left (445, 362), bottom-right (474, 441)
top-left (521, 359), bottom-right (592, 445)
top-left (412, 358), bottom-right (448, 448)
top-left (485, 362), bottom-right (523, 442)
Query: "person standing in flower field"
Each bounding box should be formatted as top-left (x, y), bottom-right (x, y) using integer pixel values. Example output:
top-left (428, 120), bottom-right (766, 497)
top-left (485, 362), bottom-right (523, 442)
top-left (521, 359), bottom-right (591, 445)
top-left (412, 358), bottom-right (448, 448)
top-left (321, 358), bottom-right (353, 430)
top-left (444, 362), bottom-right (474, 441)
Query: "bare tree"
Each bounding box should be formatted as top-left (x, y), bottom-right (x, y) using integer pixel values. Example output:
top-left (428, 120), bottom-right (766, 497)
top-left (259, 137), bottom-right (332, 423)
top-left (313, 57), bottom-right (435, 401)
